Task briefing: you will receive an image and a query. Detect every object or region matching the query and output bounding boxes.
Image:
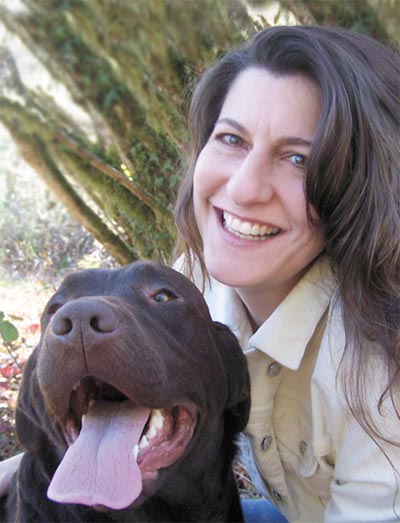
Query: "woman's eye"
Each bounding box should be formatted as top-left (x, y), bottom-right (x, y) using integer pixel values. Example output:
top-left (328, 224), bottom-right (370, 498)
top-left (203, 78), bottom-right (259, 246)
top-left (288, 153), bottom-right (307, 168)
top-left (217, 133), bottom-right (244, 147)
top-left (152, 289), bottom-right (177, 303)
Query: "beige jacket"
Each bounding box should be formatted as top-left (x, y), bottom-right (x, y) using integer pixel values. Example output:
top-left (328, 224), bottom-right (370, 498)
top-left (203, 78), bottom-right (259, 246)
top-left (185, 256), bottom-right (400, 523)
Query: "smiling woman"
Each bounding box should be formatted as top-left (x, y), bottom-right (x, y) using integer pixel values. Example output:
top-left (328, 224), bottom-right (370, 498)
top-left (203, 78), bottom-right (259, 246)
top-left (0, 22), bottom-right (399, 523)
top-left (192, 68), bottom-right (324, 323)
top-left (174, 25), bottom-right (400, 523)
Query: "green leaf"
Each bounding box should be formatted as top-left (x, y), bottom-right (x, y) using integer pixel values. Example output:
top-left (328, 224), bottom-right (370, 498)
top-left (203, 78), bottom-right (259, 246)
top-left (0, 321), bottom-right (19, 343)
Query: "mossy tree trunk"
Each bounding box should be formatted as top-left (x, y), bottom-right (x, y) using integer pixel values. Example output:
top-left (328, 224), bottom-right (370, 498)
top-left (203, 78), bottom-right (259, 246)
top-left (0, 0), bottom-right (396, 264)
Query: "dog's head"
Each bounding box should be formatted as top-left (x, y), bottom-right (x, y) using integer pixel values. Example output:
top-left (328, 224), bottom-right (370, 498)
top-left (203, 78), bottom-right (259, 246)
top-left (16, 262), bottom-right (250, 511)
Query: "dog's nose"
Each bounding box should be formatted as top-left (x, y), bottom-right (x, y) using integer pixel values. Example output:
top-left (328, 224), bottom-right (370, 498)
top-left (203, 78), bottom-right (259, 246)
top-left (51, 299), bottom-right (119, 337)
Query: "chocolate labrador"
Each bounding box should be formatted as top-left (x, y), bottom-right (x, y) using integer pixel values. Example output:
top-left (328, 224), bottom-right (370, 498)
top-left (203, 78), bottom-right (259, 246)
top-left (1, 262), bottom-right (250, 522)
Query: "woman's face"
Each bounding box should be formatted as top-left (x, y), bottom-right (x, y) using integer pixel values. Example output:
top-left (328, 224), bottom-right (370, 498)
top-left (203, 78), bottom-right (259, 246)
top-left (193, 67), bottom-right (325, 308)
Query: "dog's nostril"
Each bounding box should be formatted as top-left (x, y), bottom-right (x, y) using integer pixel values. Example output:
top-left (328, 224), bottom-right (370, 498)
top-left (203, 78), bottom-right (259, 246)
top-left (90, 316), bottom-right (101, 332)
top-left (89, 315), bottom-right (117, 333)
top-left (52, 316), bottom-right (74, 336)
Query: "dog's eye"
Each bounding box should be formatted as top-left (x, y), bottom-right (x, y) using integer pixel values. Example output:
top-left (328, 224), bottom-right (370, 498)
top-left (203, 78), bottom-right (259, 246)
top-left (46, 302), bottom-right (63, 315)
top-left (152, 289), bottom-right (177, 303)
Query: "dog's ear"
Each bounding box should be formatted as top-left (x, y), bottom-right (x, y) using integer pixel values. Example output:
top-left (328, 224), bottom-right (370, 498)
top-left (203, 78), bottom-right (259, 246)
top-left (15, 404), bottom-right (49, 453)
top-left (14, 349), bottom-right (51, 452)
top-left (213, 322), bottom-right (250, 433)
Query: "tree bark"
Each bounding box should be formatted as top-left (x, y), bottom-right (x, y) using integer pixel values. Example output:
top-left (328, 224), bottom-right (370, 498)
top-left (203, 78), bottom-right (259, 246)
top-left (0, 0), bottom-right (396, 263)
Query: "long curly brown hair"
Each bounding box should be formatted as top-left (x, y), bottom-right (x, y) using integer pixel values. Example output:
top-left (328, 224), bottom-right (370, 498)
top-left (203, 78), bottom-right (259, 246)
top-left (174, 26), bottom-right (399, 449)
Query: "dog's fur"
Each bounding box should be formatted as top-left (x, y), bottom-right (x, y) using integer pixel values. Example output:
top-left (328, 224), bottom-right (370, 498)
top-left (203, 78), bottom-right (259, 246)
top-left (1, 262), bottom-right (250, 522)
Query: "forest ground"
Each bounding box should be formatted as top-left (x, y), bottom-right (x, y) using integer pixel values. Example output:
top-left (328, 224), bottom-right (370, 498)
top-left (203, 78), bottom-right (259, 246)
top-left (0, 278), bottom-right (51, 459)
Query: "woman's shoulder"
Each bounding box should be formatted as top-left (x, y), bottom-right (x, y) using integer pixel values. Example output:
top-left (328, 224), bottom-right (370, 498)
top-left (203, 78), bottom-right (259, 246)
top-left (315, 297), bottom-right (368, 390)
top-left (314, 295), bottom-right (399, 431)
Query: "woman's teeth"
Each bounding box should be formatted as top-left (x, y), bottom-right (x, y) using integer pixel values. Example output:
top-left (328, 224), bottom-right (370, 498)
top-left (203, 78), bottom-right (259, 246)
top-left (223, 211), bottom-right (280, 240)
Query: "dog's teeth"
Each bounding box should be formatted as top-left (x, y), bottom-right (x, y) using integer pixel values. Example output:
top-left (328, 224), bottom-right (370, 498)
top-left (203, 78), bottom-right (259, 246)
top-left (133, 409), bottom-right (165, 456)
top-left (146, 425), bottom-right (157, 439)
top-left (139, 435), bottom-right (149, 449)
top-left (145, 409), bottom-right (164, 440)
top-left (152, 409), bottom-right (164, 429)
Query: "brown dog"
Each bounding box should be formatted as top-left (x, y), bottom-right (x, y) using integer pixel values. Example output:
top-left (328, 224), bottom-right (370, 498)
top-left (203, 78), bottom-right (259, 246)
top-left (1, 262), bottom-right (250, 522)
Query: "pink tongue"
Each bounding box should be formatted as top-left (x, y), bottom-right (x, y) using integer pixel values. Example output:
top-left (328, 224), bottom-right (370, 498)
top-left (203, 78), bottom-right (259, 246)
top-left (47, 400), bottom-right (151, 510)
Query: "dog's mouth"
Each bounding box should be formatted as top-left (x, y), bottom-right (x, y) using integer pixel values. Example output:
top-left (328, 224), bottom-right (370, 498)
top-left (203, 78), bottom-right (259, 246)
top-left (65, 376), bottom-right (197, 470)
top-left (47, 376), bottom-right (197, 511)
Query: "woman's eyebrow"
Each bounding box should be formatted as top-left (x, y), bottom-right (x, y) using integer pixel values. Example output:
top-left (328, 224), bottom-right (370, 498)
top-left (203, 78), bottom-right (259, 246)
top-left (215, 117), bottom-right (248, 135)
top-left (216, 117), bottom-right (313, 148)
top-left (215, 116), bottom-right (312, 147)
top-left (274, 136), bottom-right (313, 148)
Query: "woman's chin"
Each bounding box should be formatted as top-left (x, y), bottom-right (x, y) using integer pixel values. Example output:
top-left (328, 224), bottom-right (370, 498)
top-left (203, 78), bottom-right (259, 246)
top-left (204, 255), bottom-right (262, 289)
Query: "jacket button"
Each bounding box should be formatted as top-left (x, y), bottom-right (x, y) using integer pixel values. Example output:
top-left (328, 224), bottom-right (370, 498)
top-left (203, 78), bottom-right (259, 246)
top-left (261, 435), bottom-right (273, 451)
top-left (267, 362), bottom-right (282, 377)
top-left (271, 488), bottom-right (283, 501)
top-left (335, 479), bottom-right (348, 486)
top-left (299, 440), bottom-right (308, 456)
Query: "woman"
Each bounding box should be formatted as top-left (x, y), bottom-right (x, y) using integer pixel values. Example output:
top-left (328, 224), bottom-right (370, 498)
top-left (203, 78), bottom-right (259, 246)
top-left (1, 25), bottom-right (399, 523)
top-left (174, 25), bottom-right (399, 522)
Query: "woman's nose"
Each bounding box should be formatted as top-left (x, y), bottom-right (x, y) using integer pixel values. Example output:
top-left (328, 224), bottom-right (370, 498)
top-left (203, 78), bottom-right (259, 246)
top-left (226, 150), bottom-right (275, 206)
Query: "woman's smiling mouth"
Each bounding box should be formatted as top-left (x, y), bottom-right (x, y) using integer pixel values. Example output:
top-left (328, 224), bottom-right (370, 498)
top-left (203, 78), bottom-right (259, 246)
top-left (222, 210), bottom-right (282, 241)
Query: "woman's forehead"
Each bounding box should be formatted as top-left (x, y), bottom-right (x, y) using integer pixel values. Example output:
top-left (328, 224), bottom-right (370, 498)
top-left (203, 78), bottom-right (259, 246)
top-left (217, 68), bottom-right (321, 142)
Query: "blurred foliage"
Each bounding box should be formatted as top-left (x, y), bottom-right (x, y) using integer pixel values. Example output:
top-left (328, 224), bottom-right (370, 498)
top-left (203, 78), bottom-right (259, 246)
top-left (277, 0), bottom-right (399, 48)
top-left (0, 0), bottom-right (397, 264)
top-left (0, 311), bottom-right (18, 345)
top-left (0, 136), bottom-right (113, 281)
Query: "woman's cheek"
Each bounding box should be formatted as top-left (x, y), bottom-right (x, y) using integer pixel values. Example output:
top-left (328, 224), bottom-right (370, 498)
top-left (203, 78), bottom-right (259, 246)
top-left (193, 147), bottom-right (218, 200)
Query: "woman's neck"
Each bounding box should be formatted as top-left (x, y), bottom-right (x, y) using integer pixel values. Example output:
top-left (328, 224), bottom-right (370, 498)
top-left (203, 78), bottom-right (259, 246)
top-left (235, 274), bottom-right (305, 330)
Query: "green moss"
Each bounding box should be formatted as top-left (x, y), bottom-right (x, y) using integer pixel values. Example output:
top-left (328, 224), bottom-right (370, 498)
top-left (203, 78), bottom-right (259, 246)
top-left (2, 0), bottom-right (394, 264)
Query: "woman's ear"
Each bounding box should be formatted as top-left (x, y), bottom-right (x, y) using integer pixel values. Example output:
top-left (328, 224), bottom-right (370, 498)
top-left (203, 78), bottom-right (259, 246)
top-left (213, 321), bottom-right (251, 433)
